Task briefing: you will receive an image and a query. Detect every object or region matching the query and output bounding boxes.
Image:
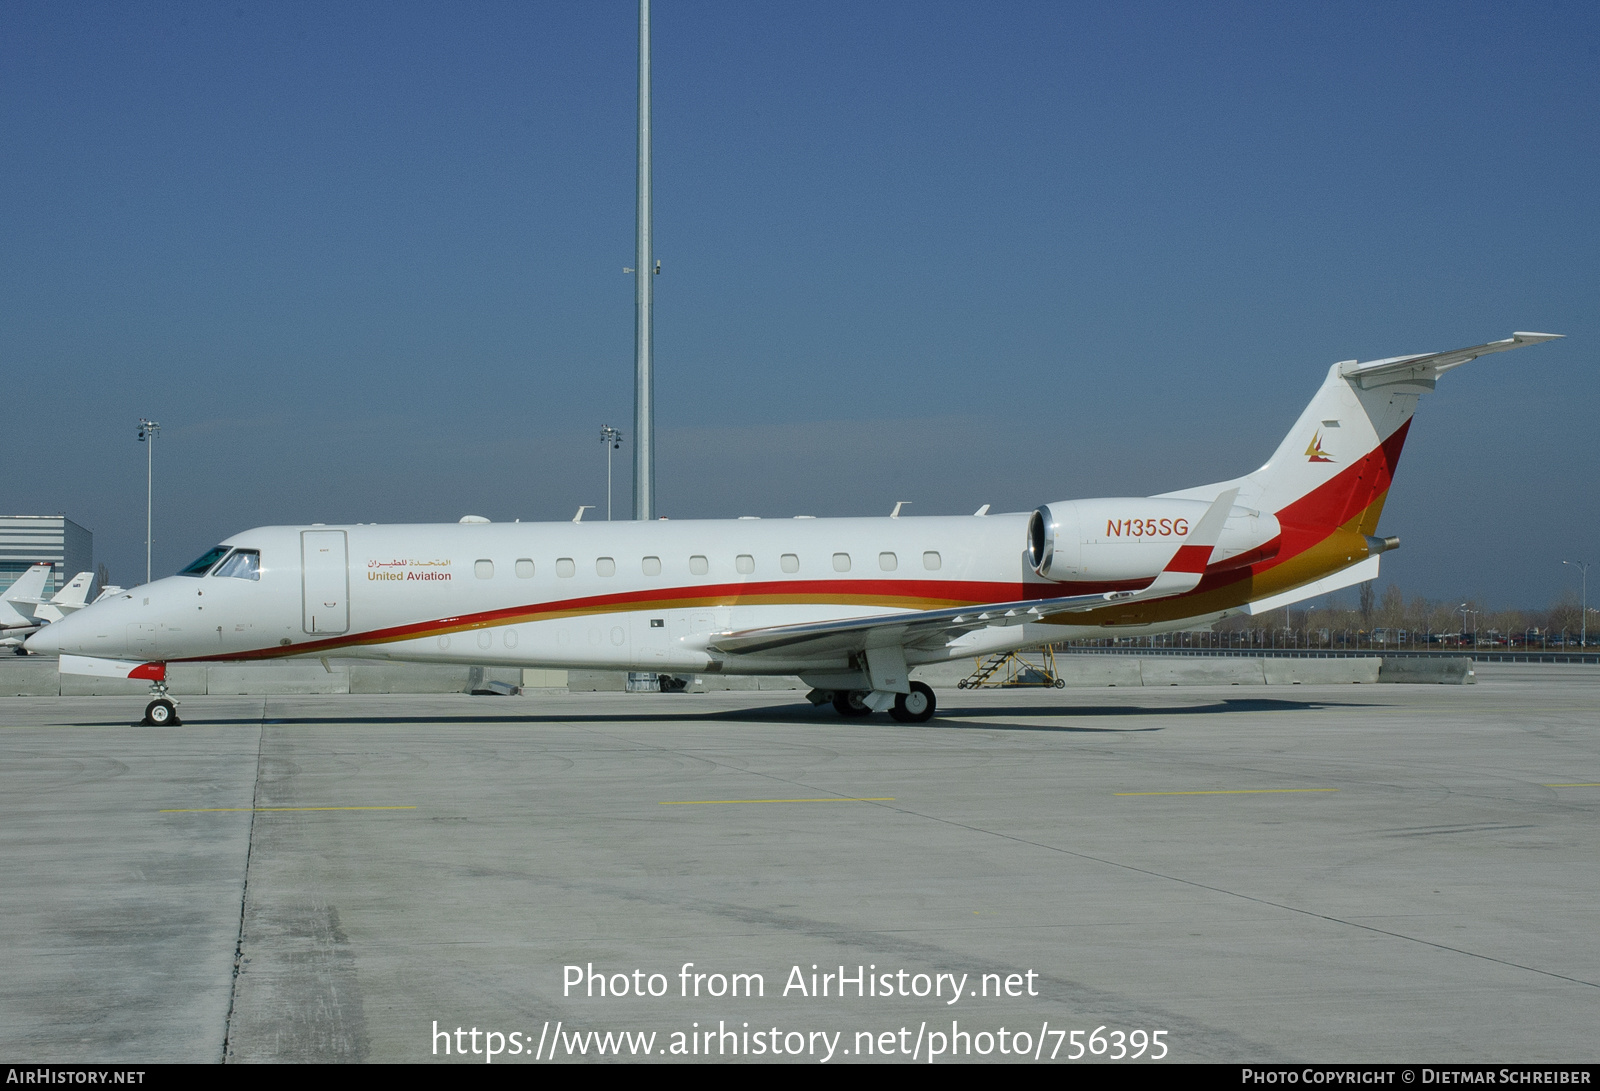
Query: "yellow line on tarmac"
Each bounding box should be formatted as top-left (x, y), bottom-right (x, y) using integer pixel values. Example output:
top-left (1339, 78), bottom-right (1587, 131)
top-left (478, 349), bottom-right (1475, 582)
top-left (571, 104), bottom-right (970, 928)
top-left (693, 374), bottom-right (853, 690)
top-left (1545, 783), bottom-right (1600, 788)
top-left (1115, 788), bottom-right (1339, 796)
top-left (157, 799), bottom-right (412, 806)
top-left (660, 797), bottom-right (894, 805)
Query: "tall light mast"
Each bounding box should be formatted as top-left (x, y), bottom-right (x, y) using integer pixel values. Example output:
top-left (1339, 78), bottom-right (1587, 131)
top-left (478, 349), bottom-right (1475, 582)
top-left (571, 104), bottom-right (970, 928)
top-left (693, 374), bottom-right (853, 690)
top-left (138, 418), bottom-right (160, 585)
top-left (632, 0), bottom-right (655, 520)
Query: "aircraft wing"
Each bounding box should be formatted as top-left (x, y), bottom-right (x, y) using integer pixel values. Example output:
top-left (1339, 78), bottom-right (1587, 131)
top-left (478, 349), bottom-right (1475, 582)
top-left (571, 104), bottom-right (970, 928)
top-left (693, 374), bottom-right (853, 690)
top-left (708, 489), bottom-right (1237, 660)
top-left (1339, 332), bottom-right (1561, 386)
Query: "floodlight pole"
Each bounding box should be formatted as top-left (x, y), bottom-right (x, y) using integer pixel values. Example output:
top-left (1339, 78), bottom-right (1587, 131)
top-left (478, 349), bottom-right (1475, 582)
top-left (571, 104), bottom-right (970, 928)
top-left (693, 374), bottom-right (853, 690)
top-left (632, 0), bottom-right (655, 521)
top-left (1564, 560), bottom-right (1590, 648)
top-left (138, 419), bottom-right (160, 585)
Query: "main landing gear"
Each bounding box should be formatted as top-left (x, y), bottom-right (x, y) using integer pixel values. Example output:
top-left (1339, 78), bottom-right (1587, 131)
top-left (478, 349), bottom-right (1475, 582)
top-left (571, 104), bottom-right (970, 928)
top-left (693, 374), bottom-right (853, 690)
top-left (831, 690), bottom-right (873, 717)
top-left (890, 682), bottom-right (936, 724)
top-left (142, 679), bottom-right (182, 726)
top-left (828, 682), bottom-right (937, 723)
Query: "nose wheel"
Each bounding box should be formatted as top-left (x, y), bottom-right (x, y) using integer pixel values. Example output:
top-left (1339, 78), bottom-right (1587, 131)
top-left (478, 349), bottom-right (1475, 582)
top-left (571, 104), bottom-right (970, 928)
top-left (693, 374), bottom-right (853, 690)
top-left (141, 680), bottom-right (182, 726)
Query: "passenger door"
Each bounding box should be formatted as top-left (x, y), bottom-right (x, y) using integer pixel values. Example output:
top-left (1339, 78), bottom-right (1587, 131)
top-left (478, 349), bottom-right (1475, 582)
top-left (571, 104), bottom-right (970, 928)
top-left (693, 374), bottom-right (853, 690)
top-left (301, 530), bottom-right (349, 634)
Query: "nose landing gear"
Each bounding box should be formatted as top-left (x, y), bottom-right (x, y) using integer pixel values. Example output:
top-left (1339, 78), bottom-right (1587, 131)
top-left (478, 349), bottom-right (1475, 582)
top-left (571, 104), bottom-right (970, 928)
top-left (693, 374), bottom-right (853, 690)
top-left (142, 680), bottom-right (182, 726)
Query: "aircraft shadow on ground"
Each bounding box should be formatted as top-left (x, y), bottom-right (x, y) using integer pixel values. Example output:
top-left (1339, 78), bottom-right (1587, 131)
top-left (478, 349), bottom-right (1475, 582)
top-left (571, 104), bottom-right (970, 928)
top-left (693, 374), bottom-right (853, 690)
top-left (68, 695), bottom-right (1378, 731)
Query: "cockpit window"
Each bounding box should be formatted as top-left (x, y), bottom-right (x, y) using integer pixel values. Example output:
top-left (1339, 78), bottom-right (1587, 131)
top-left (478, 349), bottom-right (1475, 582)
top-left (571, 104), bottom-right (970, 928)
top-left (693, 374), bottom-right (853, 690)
top-left (178, 546), bottom-right (231, 577)
top-left (213, 549), bottom-right (261, 581)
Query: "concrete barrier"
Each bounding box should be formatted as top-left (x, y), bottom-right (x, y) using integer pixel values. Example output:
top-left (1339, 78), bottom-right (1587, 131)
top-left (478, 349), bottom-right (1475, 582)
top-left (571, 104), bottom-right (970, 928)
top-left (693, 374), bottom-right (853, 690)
top-left (685, 674), bottom-right (803, 692)
top-left (567, 670), bottom-right (628, 692)
top-left (1059, 658), bottom-right (1146, 687)
top-left (206, 663), bottom-right (348, 694)
top-left (521, 668), bottom-right (570, 692)
top-left (0, 658), bottom-right (62, 696)
top-left (925, 655), bottom-right (1383, 689)
top-left (1263, 657), bottom-right (1381, 684)
top-left (351, 663), bottom-right (472, 694)
top-left (1139, 657), bottom-right (1267, 686)
top-left (1379, 657), bottom-right (1475, 684)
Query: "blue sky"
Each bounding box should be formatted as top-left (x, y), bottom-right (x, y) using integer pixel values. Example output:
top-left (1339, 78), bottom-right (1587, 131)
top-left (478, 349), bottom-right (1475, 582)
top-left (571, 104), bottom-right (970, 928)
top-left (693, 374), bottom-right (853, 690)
top-left (3, 1), bottom-right (1596, 607)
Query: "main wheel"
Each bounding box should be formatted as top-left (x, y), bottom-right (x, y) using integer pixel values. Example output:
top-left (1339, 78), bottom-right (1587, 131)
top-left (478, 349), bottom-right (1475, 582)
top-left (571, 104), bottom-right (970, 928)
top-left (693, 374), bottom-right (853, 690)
top-left (143, 699), bottom-right (181, 726)
top-left (832, 690), bottom-right (873, 718)
top-left (889, 682), bottom-right (937, 723)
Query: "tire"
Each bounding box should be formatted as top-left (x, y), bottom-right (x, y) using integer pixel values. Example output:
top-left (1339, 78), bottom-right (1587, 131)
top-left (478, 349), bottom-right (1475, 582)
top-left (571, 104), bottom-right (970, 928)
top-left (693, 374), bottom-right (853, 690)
top-left (144, 699), bottom-right (180, 726)
top-left (1054, 678), bottom-right (1065, 688)
top-left (891, 682), bottom-right (936, 723)
top-left (832, 690), bottom-right (873, 718)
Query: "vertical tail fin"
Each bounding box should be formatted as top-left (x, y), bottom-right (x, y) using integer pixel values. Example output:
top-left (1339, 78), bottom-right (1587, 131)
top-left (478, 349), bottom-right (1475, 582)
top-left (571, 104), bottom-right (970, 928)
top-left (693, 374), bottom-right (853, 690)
top-left (33, 571), bottom-right (95, 624)
top-left (0, 563), bottom-right (55, 627)
top-left (1161, 333), bottom-right (1560, 531)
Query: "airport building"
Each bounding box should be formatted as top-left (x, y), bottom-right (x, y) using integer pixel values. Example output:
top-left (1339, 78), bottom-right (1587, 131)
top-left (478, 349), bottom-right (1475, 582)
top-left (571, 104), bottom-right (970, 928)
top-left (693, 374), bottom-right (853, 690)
top-left (0, 516), bottom-right (93, 596)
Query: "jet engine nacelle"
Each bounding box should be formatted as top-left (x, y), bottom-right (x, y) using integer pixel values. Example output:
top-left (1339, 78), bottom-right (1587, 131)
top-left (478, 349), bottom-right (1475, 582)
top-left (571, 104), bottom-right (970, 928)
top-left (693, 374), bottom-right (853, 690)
top-left (1028, 498), bottom-right (1282, 582)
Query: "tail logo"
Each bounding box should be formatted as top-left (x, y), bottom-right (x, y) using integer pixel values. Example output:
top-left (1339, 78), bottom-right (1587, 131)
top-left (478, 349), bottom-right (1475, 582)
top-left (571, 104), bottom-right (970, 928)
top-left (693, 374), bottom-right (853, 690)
top-left (1305, 432), bottom-right (1335, 463)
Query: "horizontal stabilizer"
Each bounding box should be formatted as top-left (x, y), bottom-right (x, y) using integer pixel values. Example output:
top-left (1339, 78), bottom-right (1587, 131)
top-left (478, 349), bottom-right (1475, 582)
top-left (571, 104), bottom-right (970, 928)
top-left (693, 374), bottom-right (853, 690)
top-left (1245, 555), bottom-right (1380, 616)
top-left (1339, 332), bottom-right (1561, 387)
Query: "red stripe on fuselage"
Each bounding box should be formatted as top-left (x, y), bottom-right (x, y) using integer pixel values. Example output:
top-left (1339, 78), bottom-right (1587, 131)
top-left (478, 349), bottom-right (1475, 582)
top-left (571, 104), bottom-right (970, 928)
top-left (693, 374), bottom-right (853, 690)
top-left (195, 576), bottom-right (1156, 662)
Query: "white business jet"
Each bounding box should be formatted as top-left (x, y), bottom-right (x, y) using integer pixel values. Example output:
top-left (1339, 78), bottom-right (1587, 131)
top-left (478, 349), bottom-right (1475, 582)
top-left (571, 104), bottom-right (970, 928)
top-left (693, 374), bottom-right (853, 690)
top-left (28, 332), bottom-right (1561, 725)
top-left (3, 567), bottom-right (99, 653)
top-left (30, 571), bottom-right (97, 625)
top-left (0, 565), bottom-right (98, 647)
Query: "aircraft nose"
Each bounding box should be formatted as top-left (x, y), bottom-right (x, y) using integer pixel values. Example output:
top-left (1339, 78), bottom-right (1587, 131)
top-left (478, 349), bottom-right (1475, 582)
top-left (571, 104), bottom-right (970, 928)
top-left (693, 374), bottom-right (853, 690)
top-left (23, 625), bottom-right (60, 656)
top-left (24, 600), bottom-right (106, 657)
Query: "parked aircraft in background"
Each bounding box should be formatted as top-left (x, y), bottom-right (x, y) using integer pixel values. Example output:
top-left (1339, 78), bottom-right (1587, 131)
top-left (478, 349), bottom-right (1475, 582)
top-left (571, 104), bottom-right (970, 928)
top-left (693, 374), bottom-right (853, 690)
top-left (27, 332), bottom-right (1562, 725)
top-left (30, 571), bottom-right (96, 625)
top-left (2, 567), bottom-right (99, 652)
top-left (1, 564), bottom-right (55, 651)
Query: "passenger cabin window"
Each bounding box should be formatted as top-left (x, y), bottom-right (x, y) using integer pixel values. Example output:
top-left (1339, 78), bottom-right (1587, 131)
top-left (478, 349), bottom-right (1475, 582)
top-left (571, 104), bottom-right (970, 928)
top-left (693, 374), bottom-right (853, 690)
top-left (923, 551), bottom-right (942, 571)
top-left (780, 553), bottom-right (800, 573)
top-left (475, 560), bottom-right (494, 579)
top-left (213, 550), bottom-right (261, 581)
top-left (179, 546), bottom-right (230, 577)
top-left (642, 556), bottom-right (662, 576)
top-left (689, 555), bottom-right (709, 576)
top-left (735, 554), bottom-right (755, 574)
top-left (556, 558), bottom-right (575, 578)
top-left (515, 559), bottom-right (535, 578)
top-left (596, 557), bottom-right (616, 577)
top-left (832, 553), bottom-right (851, 572)
top-left (879, 552), bottom-right (898, 571)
